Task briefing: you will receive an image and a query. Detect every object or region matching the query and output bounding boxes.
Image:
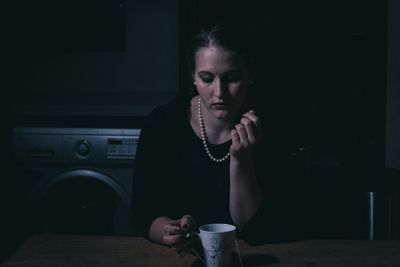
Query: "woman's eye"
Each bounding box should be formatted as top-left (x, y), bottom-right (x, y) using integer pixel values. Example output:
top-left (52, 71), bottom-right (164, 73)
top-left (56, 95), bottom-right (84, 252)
top-left (199, 74), bottom-right (214, 83)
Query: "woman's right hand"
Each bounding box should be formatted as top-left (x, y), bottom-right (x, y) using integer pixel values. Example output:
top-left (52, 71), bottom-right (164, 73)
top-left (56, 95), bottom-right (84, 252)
top-left (230, 110), bottom-right (262, 162)
top-left (150, 215), bottom-right (197, 247)
top-left (162, 215), bottom-right (196, 245)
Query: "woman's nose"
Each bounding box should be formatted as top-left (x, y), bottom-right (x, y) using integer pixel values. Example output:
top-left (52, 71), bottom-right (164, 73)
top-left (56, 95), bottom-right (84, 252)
top-left (213, 78), bottom-right (226, 97)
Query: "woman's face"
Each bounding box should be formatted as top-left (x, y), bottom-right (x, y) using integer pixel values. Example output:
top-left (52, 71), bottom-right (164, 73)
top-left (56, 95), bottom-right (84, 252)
top-left (193, 46), bottom-right (250, 122)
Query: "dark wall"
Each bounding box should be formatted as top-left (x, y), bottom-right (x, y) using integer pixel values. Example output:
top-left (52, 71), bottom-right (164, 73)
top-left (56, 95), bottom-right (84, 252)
top-left (5, 0), bottom-right (179, 120)
top-left (386, 0), bottom-right (400, 171)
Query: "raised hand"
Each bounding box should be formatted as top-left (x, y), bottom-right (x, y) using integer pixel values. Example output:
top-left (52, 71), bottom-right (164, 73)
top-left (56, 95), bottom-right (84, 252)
top-left (230, 110), bottom-right (262, 161)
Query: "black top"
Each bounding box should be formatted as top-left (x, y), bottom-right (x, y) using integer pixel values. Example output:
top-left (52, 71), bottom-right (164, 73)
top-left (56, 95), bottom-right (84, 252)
top-left (131, 95), bottom-right (307, 244)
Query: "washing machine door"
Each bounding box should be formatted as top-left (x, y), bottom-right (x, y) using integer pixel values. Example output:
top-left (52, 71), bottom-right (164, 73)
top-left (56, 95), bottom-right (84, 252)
top-left (30, 169), bottom-right (133, 236)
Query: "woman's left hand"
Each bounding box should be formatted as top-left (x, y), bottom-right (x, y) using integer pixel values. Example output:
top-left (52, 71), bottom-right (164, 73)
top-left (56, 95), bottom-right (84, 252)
top-left (230, 110), bottom-right (262, 161)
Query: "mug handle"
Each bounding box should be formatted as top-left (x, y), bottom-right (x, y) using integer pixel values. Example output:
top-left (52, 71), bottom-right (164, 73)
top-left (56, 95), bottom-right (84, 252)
top-left (186, 232), bottom-right (206, 265)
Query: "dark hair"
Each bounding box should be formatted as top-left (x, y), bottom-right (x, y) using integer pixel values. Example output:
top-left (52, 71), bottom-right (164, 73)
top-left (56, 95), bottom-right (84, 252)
top-left (184, 22), bottom-right (259, 99)
top-left (187, 22), bottom-right (258, 76)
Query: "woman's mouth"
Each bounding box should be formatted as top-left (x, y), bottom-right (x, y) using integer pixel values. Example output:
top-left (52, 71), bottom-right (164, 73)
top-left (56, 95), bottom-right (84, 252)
top-left (211, 102), bottom-right (229, 109)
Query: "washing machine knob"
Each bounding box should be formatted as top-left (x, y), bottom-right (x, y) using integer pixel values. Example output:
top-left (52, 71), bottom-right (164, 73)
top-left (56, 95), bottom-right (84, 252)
top-left (76, 140), bottom-right (91, 157)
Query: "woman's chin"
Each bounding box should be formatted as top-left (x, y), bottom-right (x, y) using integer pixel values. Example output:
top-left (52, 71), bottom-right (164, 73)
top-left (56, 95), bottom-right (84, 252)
top-left (212, 109), bottom-right (235, 121)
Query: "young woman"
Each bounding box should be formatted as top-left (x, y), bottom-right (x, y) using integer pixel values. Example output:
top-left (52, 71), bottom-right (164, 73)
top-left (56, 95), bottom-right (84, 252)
top-left (132, 23), bottom-right (305, 247)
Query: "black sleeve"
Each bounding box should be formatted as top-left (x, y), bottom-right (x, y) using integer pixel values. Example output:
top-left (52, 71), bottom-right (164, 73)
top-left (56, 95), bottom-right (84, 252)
top-left (238, 145), bottom-right (308, 245)
top-left (130, 97), bottom-right (191, 239)
top-left (130, 105), bottom-right (172, 239)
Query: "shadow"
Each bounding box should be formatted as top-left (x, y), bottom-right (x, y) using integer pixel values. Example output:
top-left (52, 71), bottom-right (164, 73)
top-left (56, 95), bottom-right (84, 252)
top-left (191, 259), bottom-right (204, 267)
top-left (191, 253), bottom-right (278, 267)
top-left (241, 254), bottom-right (278, 266)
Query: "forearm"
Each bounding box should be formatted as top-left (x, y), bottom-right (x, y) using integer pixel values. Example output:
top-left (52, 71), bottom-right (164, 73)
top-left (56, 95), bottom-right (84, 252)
top-left (229, 157), bottom-right (263, 229)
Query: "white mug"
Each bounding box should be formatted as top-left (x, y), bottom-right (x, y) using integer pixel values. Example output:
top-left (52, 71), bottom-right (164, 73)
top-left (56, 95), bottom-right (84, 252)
top-left (193, 223), bottom-right (238, 267)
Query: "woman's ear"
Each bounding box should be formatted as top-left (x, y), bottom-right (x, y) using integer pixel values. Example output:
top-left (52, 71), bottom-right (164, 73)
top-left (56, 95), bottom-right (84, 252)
top-left (192, 74), bottom-right (196, 86)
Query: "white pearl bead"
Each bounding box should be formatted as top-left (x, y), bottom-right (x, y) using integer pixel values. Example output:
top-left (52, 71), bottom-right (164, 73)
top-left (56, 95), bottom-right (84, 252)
top-left (197, 97), bottom-right (230, 163)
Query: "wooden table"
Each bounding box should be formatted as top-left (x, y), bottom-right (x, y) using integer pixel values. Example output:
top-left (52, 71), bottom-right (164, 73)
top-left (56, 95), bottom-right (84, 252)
top-left (2, 235), bottom-right (400, 266)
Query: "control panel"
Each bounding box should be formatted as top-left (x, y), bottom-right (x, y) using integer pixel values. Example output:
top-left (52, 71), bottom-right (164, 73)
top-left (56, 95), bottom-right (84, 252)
top-left (13, 128), bottom-right (141, 165)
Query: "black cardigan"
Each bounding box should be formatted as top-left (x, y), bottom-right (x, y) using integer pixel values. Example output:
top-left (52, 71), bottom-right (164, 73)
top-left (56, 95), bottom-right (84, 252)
top-left (131, 95), bottom-right (307, 244)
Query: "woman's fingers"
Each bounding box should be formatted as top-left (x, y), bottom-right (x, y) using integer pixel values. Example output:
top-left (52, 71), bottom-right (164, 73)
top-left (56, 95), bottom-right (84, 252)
top-left (242, 110), bottom-right (261, 128)
top-left (163, 234), bottom-right (185, 246)
top-left (164, 223), bottom-right (182, 235)
top-left (231, 129), bottom-right (240, 147)
top-left (180, 214), bottom-right (196, 232)
top-left (241, 111), bottom-right (262, 144)
top-left (230, 110), bottom-right (262, 158)
top-left (162, 215), bottom-right (197, 247)
top-left (235, 123), bottom-right (249, 147)
top-left (162, 222), bottom-right (183, 246)
top-left (240, 117), bottom-right (257, 144)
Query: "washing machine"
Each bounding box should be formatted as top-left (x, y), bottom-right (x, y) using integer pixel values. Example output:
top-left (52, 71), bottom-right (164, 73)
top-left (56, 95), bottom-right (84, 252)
top-left (12, 127), bottom-right (140, 236)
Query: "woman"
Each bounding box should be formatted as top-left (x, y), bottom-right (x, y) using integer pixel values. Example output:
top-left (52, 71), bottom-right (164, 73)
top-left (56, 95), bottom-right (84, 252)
top-left (132, 23), bottom-right (304, 247)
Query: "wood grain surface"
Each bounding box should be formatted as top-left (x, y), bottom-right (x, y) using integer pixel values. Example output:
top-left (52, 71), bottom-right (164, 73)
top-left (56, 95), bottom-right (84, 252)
top-left (2, 235), bottom-right (400, 266)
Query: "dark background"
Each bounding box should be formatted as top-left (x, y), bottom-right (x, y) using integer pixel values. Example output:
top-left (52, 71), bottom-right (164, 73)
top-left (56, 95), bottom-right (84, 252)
top-left (1, 0), bottom-right (399, 262)
top-left (178, 0), bottom-right (391, 241)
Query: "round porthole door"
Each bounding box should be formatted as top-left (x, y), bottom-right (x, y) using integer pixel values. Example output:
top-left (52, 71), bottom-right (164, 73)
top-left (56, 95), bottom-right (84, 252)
top-left (30, 169), bottom-right (132, 236)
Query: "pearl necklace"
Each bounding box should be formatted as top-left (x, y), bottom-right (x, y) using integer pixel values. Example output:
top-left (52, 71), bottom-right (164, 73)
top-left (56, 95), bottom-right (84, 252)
top-left (198, 97), bottom-right (230, 162)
